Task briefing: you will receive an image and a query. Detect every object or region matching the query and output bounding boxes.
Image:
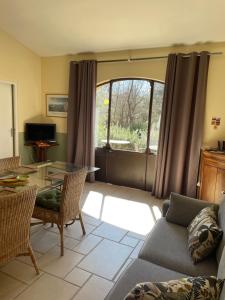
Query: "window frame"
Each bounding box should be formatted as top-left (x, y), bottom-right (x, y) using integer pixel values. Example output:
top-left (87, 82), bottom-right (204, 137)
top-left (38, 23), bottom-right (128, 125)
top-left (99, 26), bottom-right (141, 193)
top-left (96, 77), bottom-right (164, 154)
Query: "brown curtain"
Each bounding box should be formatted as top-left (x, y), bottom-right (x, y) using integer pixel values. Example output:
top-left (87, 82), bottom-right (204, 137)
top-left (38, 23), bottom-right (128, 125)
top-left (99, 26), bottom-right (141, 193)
top-left (152, 52), bottom-right (210, 198)
top-left (67, 60), bottom-right (97, 182)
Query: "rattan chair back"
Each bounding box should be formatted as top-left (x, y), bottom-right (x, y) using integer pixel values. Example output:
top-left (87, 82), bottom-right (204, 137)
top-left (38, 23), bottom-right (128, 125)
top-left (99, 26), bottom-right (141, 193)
top-left (60, 168), bottom-right (87, 223)
top-left (0, 186), bottom-right (38, 264)
top-left (0, 156), bottom-right (20, 172)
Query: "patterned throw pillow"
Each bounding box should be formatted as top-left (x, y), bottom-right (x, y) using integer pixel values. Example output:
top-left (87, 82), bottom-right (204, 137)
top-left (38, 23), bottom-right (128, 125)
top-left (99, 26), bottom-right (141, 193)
top-left (124, 276), bottom-right (224, 300)
top-left (124, 278), bottom-right (192, 300)
top-left (189, 277), bottom-right (224, 300)
top-left (187, 206), bottom-right (223, 263)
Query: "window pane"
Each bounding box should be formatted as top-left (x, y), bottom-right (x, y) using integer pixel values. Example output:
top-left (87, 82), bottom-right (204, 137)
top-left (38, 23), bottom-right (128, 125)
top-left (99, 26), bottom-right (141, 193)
top-left (110, 80), bottom-right (151, 152)
top-left (95, 83), bottom-right (110, 147)
top-left (149, 82), bottom-right (164, 153)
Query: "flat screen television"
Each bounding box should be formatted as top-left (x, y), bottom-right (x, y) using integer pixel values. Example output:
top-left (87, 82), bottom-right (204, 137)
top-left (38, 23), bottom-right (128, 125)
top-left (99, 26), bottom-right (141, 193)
top-left (25, 123), bottom-right (56, 143)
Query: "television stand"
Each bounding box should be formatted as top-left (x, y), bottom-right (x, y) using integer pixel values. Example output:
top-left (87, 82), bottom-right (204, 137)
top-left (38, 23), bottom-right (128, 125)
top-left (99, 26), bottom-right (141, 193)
top-left (25, 141), bottom-right (59, 162)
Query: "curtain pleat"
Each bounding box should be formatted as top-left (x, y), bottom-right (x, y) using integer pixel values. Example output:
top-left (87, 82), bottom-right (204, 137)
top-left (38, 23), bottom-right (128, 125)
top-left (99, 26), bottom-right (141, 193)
top-left (67, 60), bottom-right (97, 182)
top-left (152, 52), bottom-right (210, 198)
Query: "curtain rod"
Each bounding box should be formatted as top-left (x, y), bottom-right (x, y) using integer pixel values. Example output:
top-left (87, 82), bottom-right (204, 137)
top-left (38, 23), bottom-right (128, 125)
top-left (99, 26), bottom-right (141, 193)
top-left (97, 52), bottom-right (223, 64)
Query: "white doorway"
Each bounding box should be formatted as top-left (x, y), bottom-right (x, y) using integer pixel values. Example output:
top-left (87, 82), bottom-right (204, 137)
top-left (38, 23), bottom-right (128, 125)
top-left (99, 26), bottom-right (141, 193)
top-left (0, 82), bottom-right (16, 158)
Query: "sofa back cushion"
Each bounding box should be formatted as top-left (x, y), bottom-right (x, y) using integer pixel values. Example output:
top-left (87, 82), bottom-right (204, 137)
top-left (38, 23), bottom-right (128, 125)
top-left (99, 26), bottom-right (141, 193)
top-left (218, 247), bottom-right (225, 279)
top-left (219, 286), bottom-right (225, 300)
top-left (217, 197), bottom-right (225, 263)
top-left (218, 247), bottom-right (225, 300)
top-left (166, 193), bottom-right (216, 227)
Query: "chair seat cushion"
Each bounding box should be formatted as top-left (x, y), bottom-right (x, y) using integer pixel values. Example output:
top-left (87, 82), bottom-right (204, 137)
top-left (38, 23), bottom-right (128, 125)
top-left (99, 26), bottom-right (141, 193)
top-left (138, 218), bottom-right (218, 277)
top-left (36, 189), bottom-right (62, 212)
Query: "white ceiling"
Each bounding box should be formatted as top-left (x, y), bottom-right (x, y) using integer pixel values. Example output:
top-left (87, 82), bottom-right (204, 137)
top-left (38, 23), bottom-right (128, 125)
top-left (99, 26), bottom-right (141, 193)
top-left (0, 0), bottom-right (224, 57)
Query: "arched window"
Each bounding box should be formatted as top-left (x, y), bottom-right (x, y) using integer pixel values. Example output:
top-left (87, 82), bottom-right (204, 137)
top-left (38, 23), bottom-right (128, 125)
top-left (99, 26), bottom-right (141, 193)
top-left (96, 78), bottom-right (164, 153)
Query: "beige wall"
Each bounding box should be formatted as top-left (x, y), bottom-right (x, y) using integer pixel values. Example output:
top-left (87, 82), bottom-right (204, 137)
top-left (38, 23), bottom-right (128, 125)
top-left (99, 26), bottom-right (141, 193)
top-left (1, 28), bottom-right (224, 157)
top-left (41, 52), bottom-right (167, 134)
top-left (42, 43), bottom-right (225, 147)
top-left (0, 30), bottom-right (42, 133)
top-left (41, 55), bottom-right (70, 133)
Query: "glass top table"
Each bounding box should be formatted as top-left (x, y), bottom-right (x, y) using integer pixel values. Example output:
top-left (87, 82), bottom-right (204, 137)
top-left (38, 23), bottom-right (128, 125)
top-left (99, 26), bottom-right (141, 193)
top-left (0, 161), bottom-right (99, 194)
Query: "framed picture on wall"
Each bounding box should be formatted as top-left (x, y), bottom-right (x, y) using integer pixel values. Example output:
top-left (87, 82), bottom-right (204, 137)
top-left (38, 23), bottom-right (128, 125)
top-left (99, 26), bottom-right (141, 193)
top-left (46, 94), bottom-right (68, 117)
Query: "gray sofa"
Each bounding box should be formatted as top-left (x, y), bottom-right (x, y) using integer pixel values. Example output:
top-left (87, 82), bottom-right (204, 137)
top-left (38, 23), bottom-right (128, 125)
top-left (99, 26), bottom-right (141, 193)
top-left (106, 193), bottom-right (225, 300)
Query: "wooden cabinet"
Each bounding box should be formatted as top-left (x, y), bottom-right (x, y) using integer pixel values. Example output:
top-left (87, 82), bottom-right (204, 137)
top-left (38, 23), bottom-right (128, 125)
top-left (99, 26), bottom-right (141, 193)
top-left (199, 151), bottom-right (225, 203)
top-left (215, 168), bottom-right (225, 201)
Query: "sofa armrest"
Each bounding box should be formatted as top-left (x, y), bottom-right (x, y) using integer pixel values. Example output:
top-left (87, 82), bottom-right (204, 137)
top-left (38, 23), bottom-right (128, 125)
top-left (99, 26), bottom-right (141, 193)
top-left (162, 200), bottom-right (170, 217)
top-left (165, 192), bottom-right (217, 227)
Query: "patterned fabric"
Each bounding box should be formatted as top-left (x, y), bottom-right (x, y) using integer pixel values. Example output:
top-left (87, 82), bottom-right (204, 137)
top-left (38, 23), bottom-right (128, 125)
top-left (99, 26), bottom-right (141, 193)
top-left (124, 276), bottom-right (224, 300)
top-left (187, 206), bottom-right (223, 263)
top-left (36, 189), bottom-right (62, 211)
top-left (189, 277), bottom-right (224, 300)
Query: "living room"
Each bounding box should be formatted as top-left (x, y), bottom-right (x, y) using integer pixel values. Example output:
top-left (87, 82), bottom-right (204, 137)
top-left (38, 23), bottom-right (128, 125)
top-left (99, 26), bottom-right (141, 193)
top-left (0, 1), bottom-right (225, 300)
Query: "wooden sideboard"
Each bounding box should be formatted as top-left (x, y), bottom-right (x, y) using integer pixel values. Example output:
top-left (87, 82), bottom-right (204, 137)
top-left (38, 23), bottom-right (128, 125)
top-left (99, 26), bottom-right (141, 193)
top-left (198, 150), bottom-right (225, 203)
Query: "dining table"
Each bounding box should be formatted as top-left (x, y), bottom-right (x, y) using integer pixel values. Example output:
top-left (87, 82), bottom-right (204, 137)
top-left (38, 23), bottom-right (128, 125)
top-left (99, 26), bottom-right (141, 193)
top-left (0, 161), bottom-right (99, 195)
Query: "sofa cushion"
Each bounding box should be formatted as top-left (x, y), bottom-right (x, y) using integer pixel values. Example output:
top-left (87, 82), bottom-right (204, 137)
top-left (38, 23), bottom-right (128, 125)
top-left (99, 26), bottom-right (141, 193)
top-left (166, 193), bottom-right (215, 227)
top-left (188, 206), bottom-right (223, 263)
top-left (139, 218), bottom-right (218, 276)
top-left (217, 198), bottom-right (225, 264)
top-left (36, 189), bottom-right (62, 212)
top-left (106, 258), bottom-right (186, 300)
top-left (218, 247), bottom-right (225, 280)
top-left (124, 276), bottom-right (224, 300)
top-left (220, 285), bottom-right (225, 300)
top-left (218, 247), bottom-right (225, 300)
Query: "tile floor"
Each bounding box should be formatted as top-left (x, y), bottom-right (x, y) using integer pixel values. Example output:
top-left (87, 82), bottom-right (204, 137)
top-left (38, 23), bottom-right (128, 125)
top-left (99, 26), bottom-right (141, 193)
top-left (0, 182), bottom-right (162, 300)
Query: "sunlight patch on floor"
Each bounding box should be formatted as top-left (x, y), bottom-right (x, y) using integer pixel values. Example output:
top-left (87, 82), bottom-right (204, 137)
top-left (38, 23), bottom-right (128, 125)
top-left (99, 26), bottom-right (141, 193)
top-left (82, 189), bottom-right (162, 235)
top-left (101, 196), bottom-right (155, 235)
top-left (82, 191), bottom-right (103, 219)
top-left (152, 205), bottom-right (162, 220)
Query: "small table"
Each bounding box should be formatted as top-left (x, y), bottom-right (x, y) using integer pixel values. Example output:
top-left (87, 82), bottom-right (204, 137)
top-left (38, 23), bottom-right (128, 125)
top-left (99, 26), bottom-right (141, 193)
top-left (25, 142), bottom-right (59, 162)
top-left (0, 161), bottom-right (99, 228)
top-left (0, 161), bottom-right (99, 194)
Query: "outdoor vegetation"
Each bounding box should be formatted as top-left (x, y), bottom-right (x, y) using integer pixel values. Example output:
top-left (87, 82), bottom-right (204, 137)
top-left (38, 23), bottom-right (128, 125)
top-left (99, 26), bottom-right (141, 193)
top-left (95, 79), bottom-right (164, 152)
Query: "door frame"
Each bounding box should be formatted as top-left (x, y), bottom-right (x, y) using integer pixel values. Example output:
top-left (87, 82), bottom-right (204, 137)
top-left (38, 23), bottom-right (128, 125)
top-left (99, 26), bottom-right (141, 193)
top-left (95, 78), bottom-right (164, 190)
top-left (0, 80), bottom-right (19, 156)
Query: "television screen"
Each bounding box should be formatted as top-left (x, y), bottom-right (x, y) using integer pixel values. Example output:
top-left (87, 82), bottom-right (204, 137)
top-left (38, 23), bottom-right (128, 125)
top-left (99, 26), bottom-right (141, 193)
top-left (25, 123), bottom-right (56, 142)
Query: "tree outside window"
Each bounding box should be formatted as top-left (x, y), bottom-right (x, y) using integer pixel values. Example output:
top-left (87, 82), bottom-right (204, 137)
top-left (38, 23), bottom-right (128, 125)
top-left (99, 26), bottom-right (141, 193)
top-left (96, 79), bottom-right (164, 153)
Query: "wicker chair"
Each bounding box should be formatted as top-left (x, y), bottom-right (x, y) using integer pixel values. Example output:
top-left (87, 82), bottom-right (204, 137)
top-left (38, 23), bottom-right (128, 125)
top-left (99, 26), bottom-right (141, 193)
top-left (0, 156), bottom-right (20, 172)
top-left (0, 186), bottom-right (39, 274)
top-left (33, 168), bottom-right (87, 256)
